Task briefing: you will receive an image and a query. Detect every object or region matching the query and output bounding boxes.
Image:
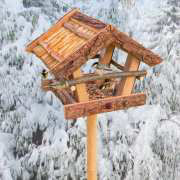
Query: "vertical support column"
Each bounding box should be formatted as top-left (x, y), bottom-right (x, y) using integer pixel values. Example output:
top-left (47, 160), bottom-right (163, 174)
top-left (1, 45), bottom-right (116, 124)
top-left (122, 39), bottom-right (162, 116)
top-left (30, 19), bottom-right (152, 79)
top-left (96, 44), bottom-right (115, 86)
top-left (87, 114), bottom-right (97, 180)
top-left (115, 54), bottom-right (140, 96)
top-left (99, 44), bottom-right (115, 65)
top-left (73, 69), bottom-right (97, 180)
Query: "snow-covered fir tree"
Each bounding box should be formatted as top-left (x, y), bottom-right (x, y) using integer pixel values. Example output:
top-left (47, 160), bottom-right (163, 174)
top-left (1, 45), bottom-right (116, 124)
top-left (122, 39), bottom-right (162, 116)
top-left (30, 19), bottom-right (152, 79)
top-left (0, 0), bottom-right (180, 179)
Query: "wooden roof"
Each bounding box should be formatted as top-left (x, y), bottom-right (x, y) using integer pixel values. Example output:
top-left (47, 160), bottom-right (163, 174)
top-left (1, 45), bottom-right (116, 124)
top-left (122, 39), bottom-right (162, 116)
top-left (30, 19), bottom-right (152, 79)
top-left (26, 9), bottom-right (162, 79)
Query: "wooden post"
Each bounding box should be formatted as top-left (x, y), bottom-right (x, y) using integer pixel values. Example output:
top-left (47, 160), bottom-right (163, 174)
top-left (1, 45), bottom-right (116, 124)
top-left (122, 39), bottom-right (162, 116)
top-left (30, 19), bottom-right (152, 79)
top-left (115, 54), bottom-right (140, 96)
top-left (73, 69), bottom-right (97, 180)
top-left (97, 44), bottom-right (115, 86)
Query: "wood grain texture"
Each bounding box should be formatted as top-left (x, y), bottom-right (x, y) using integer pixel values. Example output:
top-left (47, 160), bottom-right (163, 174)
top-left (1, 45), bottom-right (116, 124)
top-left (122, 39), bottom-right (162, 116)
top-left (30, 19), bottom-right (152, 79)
top-left (54, 25), bottom-right (114, 78)
top-left (27, 9), bottom-right (162, 84)
top-left (72, 11), bottom-right (107, 29)
top-left (41, 79), bottom-right (75, 104)
top-left (111, 60), bottom-right (124, 71)
top-left (64, 22), bottom-right (92, 40)
top-left (64, 93), bottom-right (146, 119)
top-left (43, 27), bottom-right (67, 45)
top-left (32, 45), bottom-right (47, 57)
top-left (41, 54), bottom-right (58, 69)
top-left (73, 69), bottom-right (89, 102)
top-left (115, 54), bottom-right (140, 96)
top-left (70, 18), bottom-right (98, 33)
top-left (110, 27), bottom-right (162, 66)
top-left (96, 44), bottom-right (115, 86)
top-left (42, 71), bottom-right (146, 90)
top-left (39, 42), bottom-right (65, 63)
top-left (26, 8), bottom-right (79, 52)
top-left (72, 69), bottom-right (97, 180)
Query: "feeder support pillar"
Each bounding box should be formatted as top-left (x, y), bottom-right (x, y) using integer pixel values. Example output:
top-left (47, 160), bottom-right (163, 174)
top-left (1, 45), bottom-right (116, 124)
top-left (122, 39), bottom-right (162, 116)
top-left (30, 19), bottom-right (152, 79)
top-left (73, 69), bottom-right (97, 180)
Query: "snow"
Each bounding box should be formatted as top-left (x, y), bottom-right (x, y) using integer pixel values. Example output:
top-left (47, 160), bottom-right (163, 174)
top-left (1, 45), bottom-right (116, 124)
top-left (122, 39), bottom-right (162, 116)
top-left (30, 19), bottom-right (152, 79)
top-left (0, 0), bottom-right (180, 179)
top-left (0, 132), bottom-right (15, 180)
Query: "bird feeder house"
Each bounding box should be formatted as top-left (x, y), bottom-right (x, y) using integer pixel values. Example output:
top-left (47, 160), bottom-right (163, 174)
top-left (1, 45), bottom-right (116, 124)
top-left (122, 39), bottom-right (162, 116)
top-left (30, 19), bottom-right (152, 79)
top-left (26, 9), bottom-right (162, 120)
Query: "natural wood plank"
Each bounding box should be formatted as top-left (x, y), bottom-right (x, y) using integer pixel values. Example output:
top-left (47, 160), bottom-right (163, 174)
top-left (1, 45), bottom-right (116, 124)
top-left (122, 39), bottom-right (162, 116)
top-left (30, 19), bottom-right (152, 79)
top-left (55, 36), bottom-right (77, 53)
top-left (44, 27), bottom-right (67, 44)
top-left (60, 89), bottom-right (76, 104)
top-left (61, 41), bottom-right (85, 57)
top-left (43, 56), bottom-right (58, 68)
top-left (50, 51), bottom-right (65, 63)
top-left (68, 20), bottom-right (94, 38)
top-left (72, 69), bottom-right (97, 180)
top-left (64, 93), bottom-right (146, 119)
top-left (57, 34), bottom-right (83, 53)
top-left (111, 27), bottom-right (162, 66)
top-left (111, 60), bottom-right (124, 71)
top-left (54, 25), bottom-right (114, 79)
top-left (87, 114), bottom-right (97, 180)
top-left (64, 22), bottom-right (92, 40)
top-left (99, 45), bottom-right (114, 65)
top-left (48, 38), bottom-right (87, 74)
top-left (49, 61), bottom-right (61, 71)
top-left (115, 54), bottom-right (140, 95)
top-left (42, 71), bottom-right (146, 91)
top-left (96, 44), bottom-right (115, 86)
top-left (32, 45), bottom-right (47, 57)
top-left (73, 69), bottom-right (89, 101)
top-left (91, 54), bottom-right (125, 71)
top-left (39, 42), bottom-right (65, 63)
top-left (63, 40), bottom-right (87, 58)
top-left (42, 54), bottom-right (55, 65)
top-left (41, 80), bottom-right (75, 105)
top-left (26, 8), bottom-right (79, 52)
top-left (54, 33), bottom-right (78, 52)
top-left (72, 11), bottom-right (107, 29)
top-left (70, 18), bottom-right (99, 33)
top-left (46, 29), bottom-right (71, 49)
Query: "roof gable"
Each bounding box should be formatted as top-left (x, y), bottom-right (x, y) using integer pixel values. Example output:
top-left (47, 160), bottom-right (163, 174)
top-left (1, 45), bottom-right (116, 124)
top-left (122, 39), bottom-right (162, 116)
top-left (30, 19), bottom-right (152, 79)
top-left (26, 9), bottom-right (162, 79)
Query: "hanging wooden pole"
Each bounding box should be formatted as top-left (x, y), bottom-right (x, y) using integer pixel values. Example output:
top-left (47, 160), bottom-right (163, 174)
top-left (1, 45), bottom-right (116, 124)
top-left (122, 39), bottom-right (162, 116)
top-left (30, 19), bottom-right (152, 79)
top-left (73, 69), bottom-right (97, 180)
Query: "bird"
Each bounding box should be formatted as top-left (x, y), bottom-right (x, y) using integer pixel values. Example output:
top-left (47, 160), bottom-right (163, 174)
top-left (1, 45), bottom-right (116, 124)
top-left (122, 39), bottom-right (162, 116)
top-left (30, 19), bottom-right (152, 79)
top-left (91, 62), bottom-right (114, 90)
top-left (41, 69), bottom-right (48, 79)
top-left (91, 62), bottom-right (112, 75)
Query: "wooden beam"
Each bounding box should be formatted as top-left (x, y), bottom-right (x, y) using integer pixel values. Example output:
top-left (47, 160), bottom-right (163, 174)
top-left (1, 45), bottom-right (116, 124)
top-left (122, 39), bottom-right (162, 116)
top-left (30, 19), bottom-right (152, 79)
top-left (110, 60), bottom-right (142, 80)
top-left (70, 18), bottom-right (99, 33)
top-left (72, 69), bottom-right (97, 180)
top-left (96, 44), bottom-right (115, 86)
top-left (39, 42), bottom-right (65, 63)
top-left (46, 71), bottom-right (147, 89)
top-left (41, 80), bottom-right (76, 105)
top-left (73, 69), bottom-right (89, 102)
top-left (115, 54), bottom-right (140, 96)
top-left (111, 60), bottom-right (124, 71)
top-left (68, 70), bottom-right (147, 85)
top-left (64, 22), bottom-right (92, 40)
top-left (64, 93), bottom-right (146, 119)
top-left (99, 45), bottom-right (115, 64)
top-left (26, 8), bottom-right (79, 52)
top-left (60, 90), bottom-right (76, 104)
top-left (111, 27), bottom-right (162, 66)
top-left (90, 57), bottom-right (143, 81)
top-left (72, 11), bottom-right (107, 29)
top-left (91, 54), bottom-right (125, 71)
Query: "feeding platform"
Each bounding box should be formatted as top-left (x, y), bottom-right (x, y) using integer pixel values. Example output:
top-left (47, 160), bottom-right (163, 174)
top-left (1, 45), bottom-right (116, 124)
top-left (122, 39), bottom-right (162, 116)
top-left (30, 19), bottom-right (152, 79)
top-left (26, 8), bottom-right (162, 120)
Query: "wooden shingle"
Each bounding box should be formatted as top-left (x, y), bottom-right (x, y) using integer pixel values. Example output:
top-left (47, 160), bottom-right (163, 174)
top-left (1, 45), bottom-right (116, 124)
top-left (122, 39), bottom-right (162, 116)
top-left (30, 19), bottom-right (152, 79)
top-left (26, 9), bottom-right (162, 80)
